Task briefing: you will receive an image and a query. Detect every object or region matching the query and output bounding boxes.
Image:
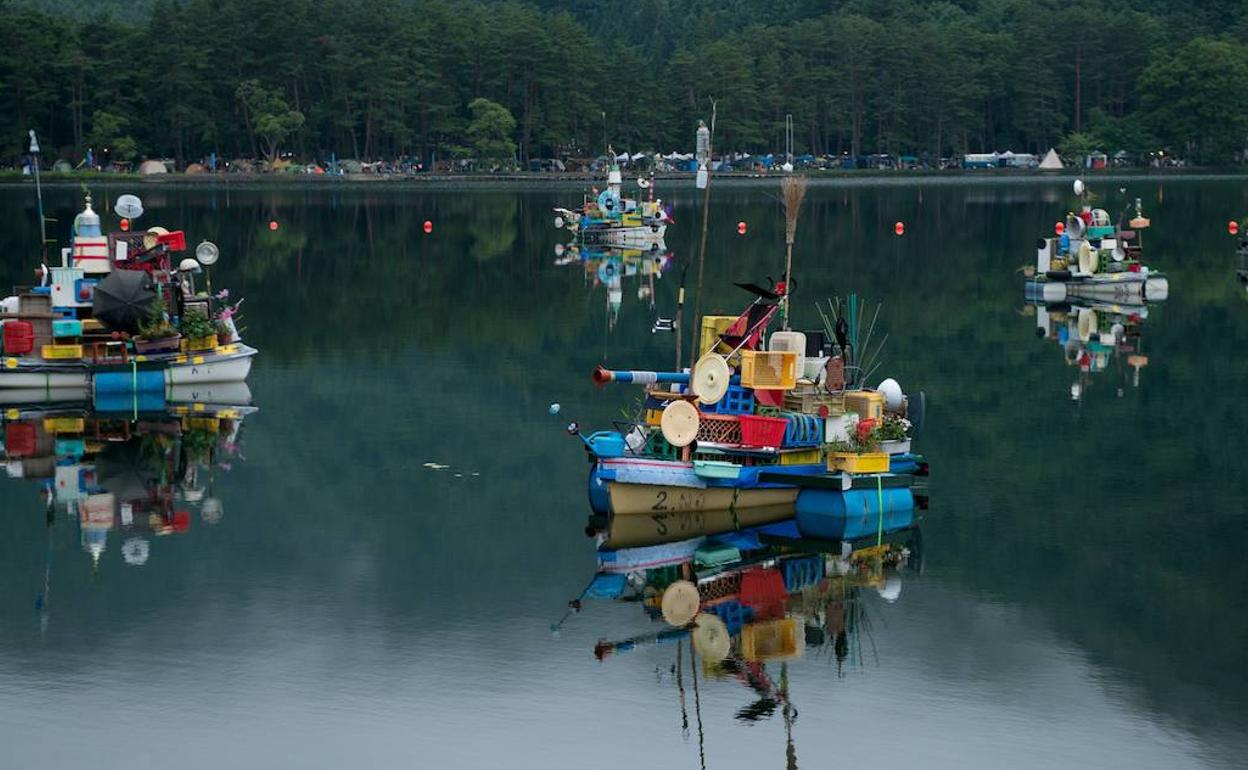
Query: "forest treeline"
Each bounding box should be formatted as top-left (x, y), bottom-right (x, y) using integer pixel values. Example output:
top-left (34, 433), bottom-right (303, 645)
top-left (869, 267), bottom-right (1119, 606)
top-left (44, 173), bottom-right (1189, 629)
top-left (3, 0), bottom-right (1248, 167)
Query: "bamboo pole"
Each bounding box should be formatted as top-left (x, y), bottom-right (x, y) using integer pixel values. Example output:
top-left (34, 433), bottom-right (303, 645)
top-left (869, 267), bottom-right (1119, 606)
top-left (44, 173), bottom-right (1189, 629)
top-left (689, 100), bottom-right (717, 367)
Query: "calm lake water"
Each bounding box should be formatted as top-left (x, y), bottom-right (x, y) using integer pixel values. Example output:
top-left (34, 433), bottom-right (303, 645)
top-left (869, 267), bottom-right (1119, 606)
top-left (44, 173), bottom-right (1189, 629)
top-left (1, 177), bottom-right (1246, 768)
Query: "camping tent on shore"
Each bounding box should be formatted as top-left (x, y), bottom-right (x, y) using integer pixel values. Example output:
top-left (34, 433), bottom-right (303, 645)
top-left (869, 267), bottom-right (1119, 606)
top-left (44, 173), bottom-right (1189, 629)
top-left (1038, 148), bottom-right (1063, 170)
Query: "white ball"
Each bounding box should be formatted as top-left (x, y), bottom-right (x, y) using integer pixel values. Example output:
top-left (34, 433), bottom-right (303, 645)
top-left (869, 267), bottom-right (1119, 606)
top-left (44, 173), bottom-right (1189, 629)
top-left (877, 378), bottom-right (904, 411)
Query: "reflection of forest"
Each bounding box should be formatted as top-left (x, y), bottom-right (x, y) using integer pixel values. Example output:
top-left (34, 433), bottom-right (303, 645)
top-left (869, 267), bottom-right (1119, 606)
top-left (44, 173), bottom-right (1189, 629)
top-left (1, 182), bottom-right (1246, 744)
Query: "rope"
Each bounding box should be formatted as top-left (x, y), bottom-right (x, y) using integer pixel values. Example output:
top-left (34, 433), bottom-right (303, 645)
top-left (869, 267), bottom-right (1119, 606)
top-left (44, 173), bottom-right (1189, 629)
top-left (876, 474), bottom-right (884, 548)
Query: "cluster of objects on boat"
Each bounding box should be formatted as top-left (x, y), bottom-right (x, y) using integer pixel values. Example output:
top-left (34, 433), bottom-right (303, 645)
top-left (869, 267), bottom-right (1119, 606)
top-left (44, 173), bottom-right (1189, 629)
top-left (0, 193), bottom-right (256, 410)
top-left (553, 153), bottom-right (673, 251)
top-left (1026, 179), bottom-right (1168, 305)
top-left (572, 282), bottom-right (928, 552)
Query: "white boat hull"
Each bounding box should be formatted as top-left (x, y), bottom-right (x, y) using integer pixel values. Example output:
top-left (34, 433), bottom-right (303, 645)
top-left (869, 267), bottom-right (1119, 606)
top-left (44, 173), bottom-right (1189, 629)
top-left (1, 344), bottom-right (257, 390)
top-left (585, 225), bottom-right (667, 249)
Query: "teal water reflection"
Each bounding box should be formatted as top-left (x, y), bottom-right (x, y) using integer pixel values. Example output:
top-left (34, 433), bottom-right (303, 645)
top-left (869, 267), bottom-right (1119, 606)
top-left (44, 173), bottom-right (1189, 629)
top-left (0, 178), bottom-right (1246, 768)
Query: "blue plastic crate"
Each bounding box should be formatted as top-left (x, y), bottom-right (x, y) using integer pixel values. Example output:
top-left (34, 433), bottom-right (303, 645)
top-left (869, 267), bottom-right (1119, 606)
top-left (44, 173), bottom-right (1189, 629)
top-left (782, 412), bottom-right (822, 447)
top-left (52, 319), bottom-right (83, 338)
top-left (702, 385), bottom-right (755, 415)
top-left (708, 599), bottom-right (753, 636)
top-left (782, 555), bottom-right (824, 592)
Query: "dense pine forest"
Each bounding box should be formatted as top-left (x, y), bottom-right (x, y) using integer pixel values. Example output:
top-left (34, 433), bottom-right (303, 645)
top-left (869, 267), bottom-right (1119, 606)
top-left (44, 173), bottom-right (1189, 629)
top-left (3, 0), bottom-right (1248, 167)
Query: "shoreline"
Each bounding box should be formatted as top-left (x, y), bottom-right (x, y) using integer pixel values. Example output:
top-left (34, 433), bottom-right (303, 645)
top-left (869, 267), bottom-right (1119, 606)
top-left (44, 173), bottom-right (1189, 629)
top-left (0, 167), bottom-right (1242, 189)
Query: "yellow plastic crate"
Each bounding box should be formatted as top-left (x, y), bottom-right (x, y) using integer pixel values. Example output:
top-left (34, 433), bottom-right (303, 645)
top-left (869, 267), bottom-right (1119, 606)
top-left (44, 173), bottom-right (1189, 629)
top-left (740, 618), bottom-right (804, 662)
top-left (780, 447), bottom-right (823, 465)
top-left (699, 315), bottom-right (739, 359)
top-left (41, 344), bottom-right (84, 360)
top-left (739, 350), bottom-right (798, 390)
top-left (644, 407), bottom-right (664, 426)
top-left (827, 451), bottom-right (889, 474)
top-left (44, 417), bottom-right (85, 434)
top-left (844, 390), bottom-right (884, 421)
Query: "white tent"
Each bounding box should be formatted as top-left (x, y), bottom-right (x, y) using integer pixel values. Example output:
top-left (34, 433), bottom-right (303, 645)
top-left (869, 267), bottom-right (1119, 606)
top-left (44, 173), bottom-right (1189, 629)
top-left (138, 159), bottom-right (168, 175)
top-left (1039, 148), bottom-right (1063, 170)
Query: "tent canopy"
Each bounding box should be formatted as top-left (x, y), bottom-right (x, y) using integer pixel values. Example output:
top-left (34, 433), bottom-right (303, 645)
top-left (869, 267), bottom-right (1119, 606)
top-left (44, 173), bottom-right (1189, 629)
top-left (1039, 148), bottom-right (1063, 170)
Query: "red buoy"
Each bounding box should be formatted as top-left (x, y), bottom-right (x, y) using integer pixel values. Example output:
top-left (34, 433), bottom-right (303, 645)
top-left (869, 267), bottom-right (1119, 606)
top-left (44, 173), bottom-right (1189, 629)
top-left (1055, 221), bottom-right (1066, 235)
top-left (423, 220), bottom-right (433, 234)
top-left (269, 220), bottom-right (279, 231)
top-left (1229, 220), bottom-right (1239, 235)
top-left (894, 221), bottom-right (905, 236)
top-left (737, 221), bottom-right (746, 235)
top-left (119, 218), bottom-right (130, 231)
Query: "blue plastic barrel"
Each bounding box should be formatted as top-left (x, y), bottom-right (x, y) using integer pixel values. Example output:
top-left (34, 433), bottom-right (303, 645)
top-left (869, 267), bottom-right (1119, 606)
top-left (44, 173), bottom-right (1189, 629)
top-left (94, 370), bottom-right (165, 395)
top-left (796, 487), bottom-right (915, 540)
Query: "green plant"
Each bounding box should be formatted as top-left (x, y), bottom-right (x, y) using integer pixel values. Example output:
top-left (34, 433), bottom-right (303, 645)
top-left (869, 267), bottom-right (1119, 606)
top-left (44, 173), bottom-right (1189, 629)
top-left (213, 318), bottom-right (232, 339)
top-left (878, 414), bottom-right (910, 442)
top-left (179, 310), bottom-right (216, 340)
top-left (181, 427), bottom-right (216, 465)
top-left (139, 295), bottom-right (177, 339)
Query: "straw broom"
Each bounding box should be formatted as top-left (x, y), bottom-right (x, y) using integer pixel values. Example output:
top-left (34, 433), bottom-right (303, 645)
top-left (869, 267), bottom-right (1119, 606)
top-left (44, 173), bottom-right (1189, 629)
top-left (781, 176), bottom-right (807, 329)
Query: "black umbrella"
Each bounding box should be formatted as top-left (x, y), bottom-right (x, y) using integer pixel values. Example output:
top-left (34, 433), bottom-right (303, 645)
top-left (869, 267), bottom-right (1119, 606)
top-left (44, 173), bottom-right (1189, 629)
top-left (93, 270), bottom-right (156, 333)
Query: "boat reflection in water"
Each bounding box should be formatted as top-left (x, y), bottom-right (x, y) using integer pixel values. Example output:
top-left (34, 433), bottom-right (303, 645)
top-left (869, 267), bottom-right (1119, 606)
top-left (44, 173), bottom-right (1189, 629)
top-left (555, 242), bottom-right (674, 331)
top-left (1026, 296), bottom-right (1155, 401)
top-left (2, 383), bottom-right (254, 570)
top-left (560, 518), bottom-right (922, 763)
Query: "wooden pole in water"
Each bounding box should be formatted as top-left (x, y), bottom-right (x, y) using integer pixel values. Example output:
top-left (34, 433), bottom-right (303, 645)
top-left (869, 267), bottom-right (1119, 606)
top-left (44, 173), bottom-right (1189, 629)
top-left (690, 100), bottom-right (717, 367)
top-left (781, 176), bottom-right (808, 329)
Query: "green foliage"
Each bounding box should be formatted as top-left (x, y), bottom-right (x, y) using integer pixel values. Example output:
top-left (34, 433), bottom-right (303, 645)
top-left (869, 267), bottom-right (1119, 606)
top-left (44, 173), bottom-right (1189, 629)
top-left (1058, 132), bottom-right (1100, 161)
top-left (465, 98), bottom-right (517, 167)
top-left (4, 0), bottom-right (1248, 165)
top-left (139, 294), bottom-right (176, 339)
top-left (179, 309), bottom-right (215, 340)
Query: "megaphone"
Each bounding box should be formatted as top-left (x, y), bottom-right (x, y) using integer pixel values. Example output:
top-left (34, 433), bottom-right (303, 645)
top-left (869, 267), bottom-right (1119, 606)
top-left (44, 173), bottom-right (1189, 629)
top-left (1065, 214), bottom-right (1087, 239)
top-left (1077, 241), bottom-right (1097, 274)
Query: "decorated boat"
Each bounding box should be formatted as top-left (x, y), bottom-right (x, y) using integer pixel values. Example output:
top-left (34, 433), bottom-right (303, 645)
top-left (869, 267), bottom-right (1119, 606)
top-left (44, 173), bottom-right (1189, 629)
top-left (553, 156), bottom-right (671, 249)
top-left (1027, 179), bottom-right (1168, 304)
top-left (0, 193), bottom-right (256, 397)
top-left (555, 242), bottom-right (675, 330)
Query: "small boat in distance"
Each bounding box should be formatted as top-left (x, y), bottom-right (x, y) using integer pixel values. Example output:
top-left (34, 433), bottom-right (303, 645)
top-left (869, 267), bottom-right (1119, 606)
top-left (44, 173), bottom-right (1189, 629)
top-left (554, 153), bottom-right (671, 249)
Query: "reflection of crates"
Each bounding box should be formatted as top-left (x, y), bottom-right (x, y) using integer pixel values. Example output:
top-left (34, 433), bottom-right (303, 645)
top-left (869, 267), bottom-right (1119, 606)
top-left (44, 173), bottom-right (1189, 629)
top-left (844, 390), bottom-right (884, 421)
top-left (41, 344), bottom-right (84, 360)
top-left (697, 414), bottom-right (742, 445)
top-left (701, 385), bottom-right (754, 415)
top-left (740, 350), bottom-right (798, 390)
top-left (699, 315), bottom-right (739, 359)
top-left (783, 384), bottom-right (845, 415)
top-left (782, 555), bottom-right (824, 591)
top-left (828, 451), bottom-right (889, 474)
top-left (707, 599), bottom-right (752, 635)
top-left (43, 417), bottom-right (85, 434)
top-left (698, 572), bottom-right (743, 603)
top-left (738, 415), bottom-right (787, 448)
top-left (740, 618), bottom-right (804, 662)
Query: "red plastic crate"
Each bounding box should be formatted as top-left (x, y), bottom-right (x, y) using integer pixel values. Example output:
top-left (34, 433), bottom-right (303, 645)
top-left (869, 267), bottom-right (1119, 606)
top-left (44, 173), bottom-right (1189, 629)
top-left (739, 567), bottom-right (788, 620)
top-left (3, 321), bottom-right (34, 355)
top-left (157, 230), bottom-right (187, 252)
top-left (738, 414), bottom-right (788, 448)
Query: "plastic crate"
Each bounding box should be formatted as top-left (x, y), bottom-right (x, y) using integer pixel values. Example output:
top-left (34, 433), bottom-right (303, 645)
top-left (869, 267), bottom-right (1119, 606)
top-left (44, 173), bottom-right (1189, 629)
top-left (779, 447), bottom-right (823, 465)
top-left (707, 599), bottom-right (752, 636)
top-left (4, 422), bottom-right (37, 457)
top-left (782, 412), bottom-right (822, 447)
top-left (41, 344), bottom-right (83, 360)
top-left (782, 555), bottom-right (824, 592)
top-left (827, 451), bottom-right (889, 474)
top-left (783, 384), bottom-right (845, 415)
top-left (739, 567), bottom-right (788, 620)
top-left (844, 390), bottom-right (884, 421)
top-left (52, 319), bottom-right (83, 338)
top-left (3, 321), bottom-right (35, 355)
top-left (740, 618), bottom-right (803, 662)
top-left (643, 431), bottom-right (679, 460)
top-left (740, 350), bottom-right (798, 390)
top-left (699, 315), bottom-right (739, 359)
top-left (43, 417), bottom-right (85, 434)
top-left (701, 385), bottom-right (755, 415)
top-left (696, 413), bottom-right (742, 445)
top-left (738, 414), bottom-right (788, 448)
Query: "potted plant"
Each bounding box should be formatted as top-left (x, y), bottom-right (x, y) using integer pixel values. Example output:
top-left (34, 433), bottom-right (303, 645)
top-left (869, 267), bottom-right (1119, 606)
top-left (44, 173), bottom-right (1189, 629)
top-left (877, 414), bottom-right (912, 455)
top-left (826, 418), bottom-right (890, 474)
top-left (179, 309), bottom-right (218, 351)
top-left (134, 295), bottom-right (182, 354)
